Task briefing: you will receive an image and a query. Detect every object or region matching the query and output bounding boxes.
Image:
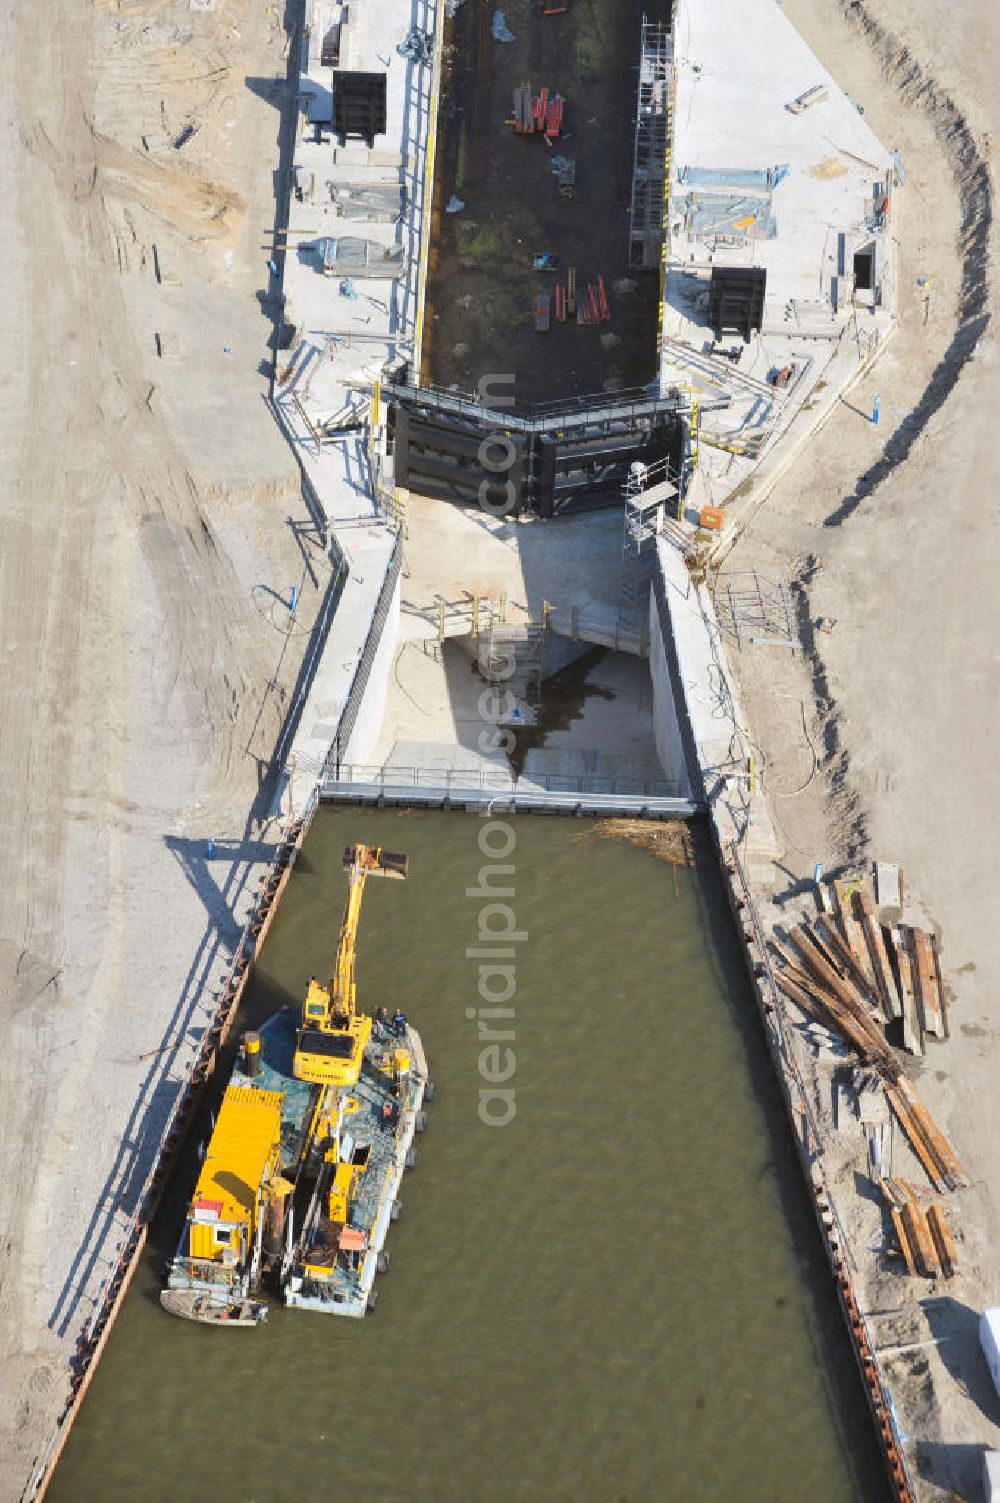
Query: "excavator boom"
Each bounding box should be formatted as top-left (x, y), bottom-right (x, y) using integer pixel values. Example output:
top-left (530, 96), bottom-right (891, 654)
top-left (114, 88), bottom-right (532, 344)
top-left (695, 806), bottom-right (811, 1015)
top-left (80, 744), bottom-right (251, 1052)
top-left (292, 844), bottom-right (408, 1086)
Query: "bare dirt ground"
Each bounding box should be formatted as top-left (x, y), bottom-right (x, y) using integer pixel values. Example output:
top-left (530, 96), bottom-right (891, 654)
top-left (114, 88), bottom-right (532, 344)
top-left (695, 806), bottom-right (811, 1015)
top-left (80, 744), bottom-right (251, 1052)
top-left (0, 2), bottom-right (325, 1496)
top-left (725, 0), bottom-right (1000, 1495)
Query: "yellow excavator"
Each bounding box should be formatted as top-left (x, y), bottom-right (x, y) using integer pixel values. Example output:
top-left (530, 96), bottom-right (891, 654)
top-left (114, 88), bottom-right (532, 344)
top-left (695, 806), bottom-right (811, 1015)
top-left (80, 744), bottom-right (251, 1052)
top-left (292, 844), bottom-right (408, 1087)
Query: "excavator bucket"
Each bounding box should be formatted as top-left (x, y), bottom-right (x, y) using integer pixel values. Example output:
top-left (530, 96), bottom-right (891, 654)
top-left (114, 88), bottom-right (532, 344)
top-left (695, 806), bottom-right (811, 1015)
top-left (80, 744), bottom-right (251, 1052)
top-left (342, 846), bottom-right (408, 879)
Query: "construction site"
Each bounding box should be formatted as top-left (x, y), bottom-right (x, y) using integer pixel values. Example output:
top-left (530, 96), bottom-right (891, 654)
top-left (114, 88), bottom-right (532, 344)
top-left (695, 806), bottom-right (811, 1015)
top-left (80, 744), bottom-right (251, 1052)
top-left (3, 0), bottom-right (1000, 1499)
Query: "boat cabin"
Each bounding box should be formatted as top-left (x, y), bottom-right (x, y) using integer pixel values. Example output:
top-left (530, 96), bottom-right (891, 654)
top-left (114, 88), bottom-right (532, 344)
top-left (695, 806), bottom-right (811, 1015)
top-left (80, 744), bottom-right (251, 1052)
top-left (293, 978), bottom-right (373, 1086)
top-left (183, 1085), bottom-right (284, 1271)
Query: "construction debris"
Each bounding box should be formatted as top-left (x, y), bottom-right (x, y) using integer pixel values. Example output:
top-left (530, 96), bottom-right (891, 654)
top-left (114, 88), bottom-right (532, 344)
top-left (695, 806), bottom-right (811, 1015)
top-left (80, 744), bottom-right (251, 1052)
top-left (396, 28), bottom-right (433, 64)
top-left (510, 83), bottom-right (564, 139)
top-left (785, 84), bottom-right (829, 115)
top-left (893, 925), bottom-right (923, 1057)
top-left (881, 1179), bottom-right (957, 1279)
top-left (874, 860), bottom-right (901, 910)
top-left (550, 154), bottom-right (576, 197)
top-left (909, 925), bottom-right (947, 1040)
top-left (772, 872), bottom-right (968, 1199)
top-left (492, 9), bottom-right (515, 42)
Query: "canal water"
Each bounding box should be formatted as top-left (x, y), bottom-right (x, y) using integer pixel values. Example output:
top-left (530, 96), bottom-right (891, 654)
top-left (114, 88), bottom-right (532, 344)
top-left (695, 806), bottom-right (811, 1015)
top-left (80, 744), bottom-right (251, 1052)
top-left (50, 809), bottom-right (888, 1502)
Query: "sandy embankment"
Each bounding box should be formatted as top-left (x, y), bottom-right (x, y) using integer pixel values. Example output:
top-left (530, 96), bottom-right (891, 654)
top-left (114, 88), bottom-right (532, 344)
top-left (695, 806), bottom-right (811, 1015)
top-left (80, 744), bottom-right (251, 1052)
top-left (725, 0), bottom-right (1000, 1494)
top-left (0, 2), bottom-right (324, 1496)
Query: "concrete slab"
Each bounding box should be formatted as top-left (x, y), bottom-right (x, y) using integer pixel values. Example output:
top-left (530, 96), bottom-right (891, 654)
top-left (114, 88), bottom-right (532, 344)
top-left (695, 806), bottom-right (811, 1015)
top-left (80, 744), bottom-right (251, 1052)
top-left (398, 492), bottom-right (629, 629)
top-left (370, 638), bottom-right (672, 794)
top-left (672, 0), bottom-right (895, 307)
top-left (664, 0), bottom-right (898, 536)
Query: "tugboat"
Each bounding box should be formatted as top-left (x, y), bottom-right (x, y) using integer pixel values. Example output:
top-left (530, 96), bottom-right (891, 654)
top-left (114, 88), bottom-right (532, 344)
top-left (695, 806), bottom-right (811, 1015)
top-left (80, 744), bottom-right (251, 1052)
top-left (162, 844), bottom-right (431, 1324)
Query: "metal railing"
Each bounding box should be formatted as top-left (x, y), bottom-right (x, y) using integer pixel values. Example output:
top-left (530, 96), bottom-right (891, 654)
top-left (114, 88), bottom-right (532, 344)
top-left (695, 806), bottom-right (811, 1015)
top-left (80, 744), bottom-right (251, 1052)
top-left (323, 533), bottom-right (404, 777)
top-left (322, 763), bottom-right (692, 801)
top-left (382, 379), bottom-right (690, 432)
top-left (421, 595), bottom-right (649, 656)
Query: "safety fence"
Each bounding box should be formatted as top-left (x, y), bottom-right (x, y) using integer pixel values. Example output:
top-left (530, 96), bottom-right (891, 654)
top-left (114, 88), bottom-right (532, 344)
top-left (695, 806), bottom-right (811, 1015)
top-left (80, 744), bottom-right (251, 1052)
top-left (321, 764), bottom-right (698, 819)
top-left (273, 533), bottom-right (349, 771)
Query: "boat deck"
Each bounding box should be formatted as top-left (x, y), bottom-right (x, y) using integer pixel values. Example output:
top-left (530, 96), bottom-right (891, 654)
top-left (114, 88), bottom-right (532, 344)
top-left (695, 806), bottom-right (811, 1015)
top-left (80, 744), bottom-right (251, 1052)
top-left (232, 1009), bottom-right (319, 1175)
top-left (290, 1025), bottom-right (426, 1315)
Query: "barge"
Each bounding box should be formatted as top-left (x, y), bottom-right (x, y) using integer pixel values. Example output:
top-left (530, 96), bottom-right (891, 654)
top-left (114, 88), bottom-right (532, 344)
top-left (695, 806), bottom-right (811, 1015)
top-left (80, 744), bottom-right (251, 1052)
top-left (162, 843), bottom-right (431, 1324)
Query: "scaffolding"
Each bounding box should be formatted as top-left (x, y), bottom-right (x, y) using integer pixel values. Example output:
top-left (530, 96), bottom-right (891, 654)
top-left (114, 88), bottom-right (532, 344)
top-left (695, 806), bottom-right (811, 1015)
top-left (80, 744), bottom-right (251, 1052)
top-left (628, 17), bottom-right (672, 272)
top-left (620, 457), bottom-right (675, 622)
top-left (718, 571), bottom-right (800, 653)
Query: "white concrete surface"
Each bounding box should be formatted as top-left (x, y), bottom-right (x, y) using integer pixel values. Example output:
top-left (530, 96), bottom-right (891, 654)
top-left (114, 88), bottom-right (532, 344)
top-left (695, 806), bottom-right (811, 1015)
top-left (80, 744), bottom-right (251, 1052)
top-left (665, 0), bottom-right (898, 527)
top-left (366, 636), bottom-right (676, 795)
top-left (647, 596), bottom-right (691, 794)
top-left (271, 0), bottom-right (442, 801)
top-left (652, 538), bottom-right (778, 857)
top-left (672, 0), bottom-right (895, 305)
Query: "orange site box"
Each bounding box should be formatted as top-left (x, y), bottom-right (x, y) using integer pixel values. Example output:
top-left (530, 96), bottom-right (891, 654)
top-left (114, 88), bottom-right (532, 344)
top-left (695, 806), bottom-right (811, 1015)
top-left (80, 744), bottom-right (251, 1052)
top-left (699, 505), bottom-right (725, 532)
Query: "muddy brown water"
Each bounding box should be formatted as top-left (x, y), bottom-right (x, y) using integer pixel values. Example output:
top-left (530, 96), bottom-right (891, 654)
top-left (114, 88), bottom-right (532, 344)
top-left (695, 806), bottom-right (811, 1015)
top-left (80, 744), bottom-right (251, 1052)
top-left (424, 0), bottom-right (668, 405)
top-left (49, 809), bottom-right (888, 1502)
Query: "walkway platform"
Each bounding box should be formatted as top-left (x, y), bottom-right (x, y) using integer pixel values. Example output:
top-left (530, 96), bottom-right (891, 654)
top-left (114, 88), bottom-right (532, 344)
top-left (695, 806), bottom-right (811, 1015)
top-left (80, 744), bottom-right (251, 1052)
top-left (321, 766), bottom-right (699, 819)
top-left (271, 0), bottom-right (441, 803)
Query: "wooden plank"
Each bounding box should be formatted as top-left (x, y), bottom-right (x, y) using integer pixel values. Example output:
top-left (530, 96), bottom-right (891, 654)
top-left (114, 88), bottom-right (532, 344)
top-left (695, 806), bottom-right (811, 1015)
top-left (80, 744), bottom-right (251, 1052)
top-left (855, 889), bottom-right (901, 1021)
top-left (880, 1176), bottom-right (911, 1213)
top-left (774, 969), bottom-right (828, 1024)
top-left (814, 914), bottom-right (883, 1020)
top-left (930, 933), bottom-right (950, 1039)
top-left (799, 919), bottom-right (852, 982)
top-left (894, 1074), bottom-right (968, 1188)
top-left (910, 927), bottom-right (945, 1040)
top-left (834, 882), bottom-right (877, 993)
top-left (927, 1204), bottom-right (958, 1279)
top-left (776, 961), bottom-right (842, 1012)
top-left (774, 966), bottom-right (873, 1054)
top-left (891, 1206), bottom-right (917, 1275)
top-left (884, 1083), bottom-right (948, 1193)
top-left (789, 927), bottom-right (896, 1068)
top-left (893, 926), bottom-right (924, 1057)
top-left (902, 1200), bottom-right (939, 1278)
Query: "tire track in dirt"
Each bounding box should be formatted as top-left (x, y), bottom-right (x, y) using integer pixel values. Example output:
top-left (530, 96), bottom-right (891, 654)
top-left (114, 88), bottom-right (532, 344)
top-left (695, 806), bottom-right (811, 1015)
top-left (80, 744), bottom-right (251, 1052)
top-left (775, 0), bottom-right (994, 869)
top-left (0, 4), bottom-right (291, 1492)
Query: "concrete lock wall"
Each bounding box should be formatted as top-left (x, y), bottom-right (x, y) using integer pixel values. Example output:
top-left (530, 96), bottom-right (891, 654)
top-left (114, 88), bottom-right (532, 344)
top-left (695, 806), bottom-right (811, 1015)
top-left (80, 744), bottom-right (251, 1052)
top-left (354, 571), bottom-right (401, 762)
top-left (343, 573), bottom-right (402, 765)
top-left (647, 588), bottom-right (694, 796)
top-left (649, 538), bottom-right (777, 854)
top-left (647, 547), bottom-right (705, 803)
